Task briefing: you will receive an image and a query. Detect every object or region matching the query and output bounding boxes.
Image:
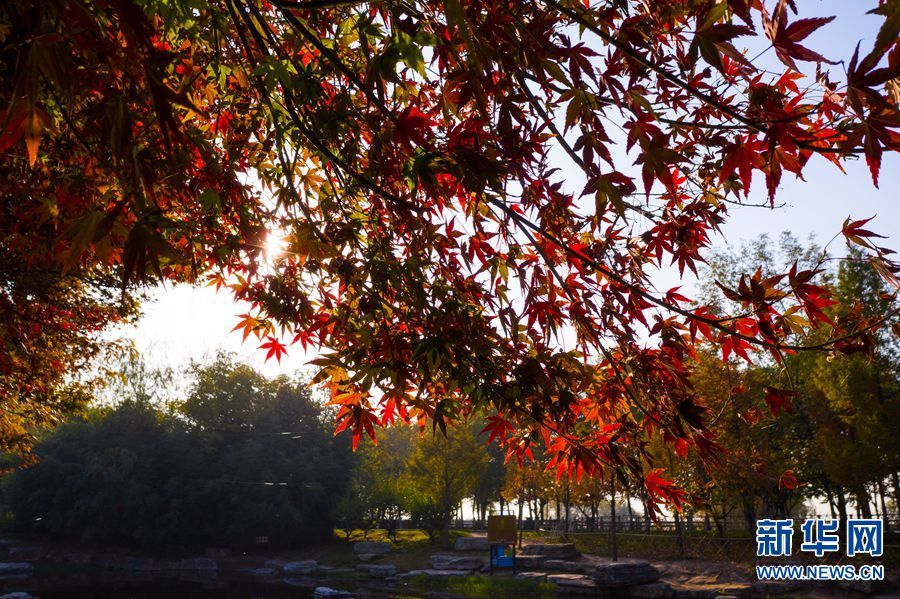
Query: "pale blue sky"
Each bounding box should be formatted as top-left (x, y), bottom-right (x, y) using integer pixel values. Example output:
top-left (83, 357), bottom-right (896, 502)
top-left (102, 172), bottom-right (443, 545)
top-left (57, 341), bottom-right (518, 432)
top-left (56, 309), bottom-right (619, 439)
top-left (124, 1), bottom-right (898, 378)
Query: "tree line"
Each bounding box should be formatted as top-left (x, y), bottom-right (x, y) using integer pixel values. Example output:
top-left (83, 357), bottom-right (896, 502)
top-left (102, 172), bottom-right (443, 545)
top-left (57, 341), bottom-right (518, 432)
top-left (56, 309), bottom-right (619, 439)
top-left (2, 235), bottom-right (897, 552)
top-left (1, 354), bottom-right (352, 551)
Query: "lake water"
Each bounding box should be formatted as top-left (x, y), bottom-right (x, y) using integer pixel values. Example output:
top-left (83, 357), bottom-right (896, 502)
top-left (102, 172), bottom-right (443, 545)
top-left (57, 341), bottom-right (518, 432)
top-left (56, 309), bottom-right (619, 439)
top-left (25, 580), bottom-right (317, 598)
top-left (0, 576), bottom-right (391, 598)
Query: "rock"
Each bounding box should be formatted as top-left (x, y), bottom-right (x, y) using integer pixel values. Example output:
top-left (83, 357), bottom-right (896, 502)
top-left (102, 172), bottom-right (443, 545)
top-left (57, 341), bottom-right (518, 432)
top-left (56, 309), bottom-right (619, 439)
top-left (7, 547), bottom-right (41, 561)
top-left (356, 563), bottom-right (397, 578)
top-left (547, 573), bottom-right (599, 596)
top-left (283, 560), bottom-right (318, 576)
top-left (593, 560), bottom-right (661, 587)
top-left (402, 569), bottom-right (473, 578)
top-left (545, 559), bottom-right (584, 572)
top-left (0, 563), bottom-right (32, 576)
top-left (516, 554), bottom-right (547, 568)
top-left (317, 566), bottom-right (354, 574)
top-left (356, 553), bottom-right (379, 562)
top-left (516, 571), bottom-right (548, 582)
top-left (177, 557), bottom-right (217, 572)
top-left (710, 585), bottom-right (750, 598)
top-left (454, 537), bottom-right (490, 552)
top-left (521, 543), bottom-right (579, 559)
top-left (352, 541), bottom-right (391, 555)
top-left (627, 582), bottom-right (674, 598)
top-left (313, 587), bottom-right (356, 598)
top-left (242, 567), bottom-right (279, 577)
top-left (671, 586), bottom-right (717, 598)
top-left (0, 593), bottom-right (37, 599)
top-left (429, 554), bottom-right (485, 571)
top-left (670, 585), bottom-right (750, 599)
top-left (842, 579), bottom-right (884, 594)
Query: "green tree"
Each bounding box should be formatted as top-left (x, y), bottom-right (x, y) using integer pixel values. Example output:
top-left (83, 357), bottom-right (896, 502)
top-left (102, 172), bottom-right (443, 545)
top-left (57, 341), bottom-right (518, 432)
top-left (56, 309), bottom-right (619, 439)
top-left (807, 248), bottom-right (900, 520)
top-left (4, 354), bottom-right (351, 550)
top-left (339, 425), bottom-right (416, 539)
top-left (404, 424), bottom-right (488, 548)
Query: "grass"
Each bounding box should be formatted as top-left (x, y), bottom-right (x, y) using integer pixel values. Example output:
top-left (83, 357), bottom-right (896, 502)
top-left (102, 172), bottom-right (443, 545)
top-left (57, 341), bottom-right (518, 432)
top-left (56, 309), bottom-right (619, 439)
top-left (400, 573), bottom-right (557, 599)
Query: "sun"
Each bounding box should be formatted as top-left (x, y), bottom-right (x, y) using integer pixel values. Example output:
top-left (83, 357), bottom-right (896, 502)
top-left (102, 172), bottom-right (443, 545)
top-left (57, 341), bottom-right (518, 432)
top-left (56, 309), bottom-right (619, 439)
top-left (263, 230), bottom-right (287, 261)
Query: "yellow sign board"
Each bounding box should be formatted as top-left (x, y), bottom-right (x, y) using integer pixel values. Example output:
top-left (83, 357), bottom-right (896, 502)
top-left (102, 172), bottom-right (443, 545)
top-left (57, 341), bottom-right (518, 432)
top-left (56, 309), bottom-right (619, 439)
top-left (487, 515), bottom-right (517, 543)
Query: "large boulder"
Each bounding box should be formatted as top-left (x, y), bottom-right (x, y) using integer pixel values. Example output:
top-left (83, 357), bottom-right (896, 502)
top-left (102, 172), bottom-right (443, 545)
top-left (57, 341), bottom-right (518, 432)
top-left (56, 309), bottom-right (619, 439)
top-left (0, 593), bottom-right (37, 599)
top-left (313, 587), bottom-right (356, 598)
top-left (0, 562), bottom-right (32, 578)
top-left (176, 557), bottom-right (218, 572)
top-left (670, 583), bottom-right (751, 598)
top-left (0, 563), bottom-right (32, 576)
top-left (356, 563), bottom-right (397, 578)
top-left (401, 569), bottom-right (472, 578)
top-left (593, 560), bottom-right (661, 587)
top-left (356, 553), bottom-right (380, 562)
top-left (544, 559), bottom-right (584, 573)
top-left (428, 554), bottom-right (485, 571)
top-left (454, 537), bottom-right (490, 552)
top-left (520, 543), bottom-right (579, 559)
top-left (547, 573), bottom-right (598, 596)
top-left (283, 560), bottom-right (318, 576)
top-left (241, 567), bottom-right (279, 578)
top-left (352, 541), bottom-right (391, 555)
top-left (516, 554), bottom-right (547, 568)
top-left (7, 547), bottom-right (41, 561)
top-left (516, 571), bottom-right (548, 582)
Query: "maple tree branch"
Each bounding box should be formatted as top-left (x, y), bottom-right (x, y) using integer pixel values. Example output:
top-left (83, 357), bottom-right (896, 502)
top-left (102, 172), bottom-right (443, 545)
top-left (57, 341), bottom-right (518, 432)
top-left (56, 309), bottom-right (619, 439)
top-left (513, 73), bottom-right (656, 221)
top-left (657, 117), bottom-right (747, 131)
top-left (227, 0), bottom-right (423, 215)
top-left (547, 0), bottom-right (868, 156)
top-left (273, 5), bottom-right (401, 127)
top-left (545, 0), bottom-right (763, 132)
top-left (486, 195), bottom-right (893, 354)
top-left (507, 209), bottom-right (670, 430)
top-left (237, 0), bottom-right (887, 358)
top-left (272, 0), bottom-right (363, 9)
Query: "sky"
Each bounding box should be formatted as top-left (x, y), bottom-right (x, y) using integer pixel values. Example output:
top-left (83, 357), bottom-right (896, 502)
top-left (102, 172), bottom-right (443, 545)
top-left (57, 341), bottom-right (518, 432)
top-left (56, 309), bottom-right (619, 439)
top-left (122, 1), bottom-right (899, 383)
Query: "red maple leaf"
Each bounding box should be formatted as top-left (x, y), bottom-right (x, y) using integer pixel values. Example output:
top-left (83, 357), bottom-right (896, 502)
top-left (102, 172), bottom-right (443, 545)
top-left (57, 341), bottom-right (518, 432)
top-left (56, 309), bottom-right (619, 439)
top-left (259, 335), bottom-right (288, 363)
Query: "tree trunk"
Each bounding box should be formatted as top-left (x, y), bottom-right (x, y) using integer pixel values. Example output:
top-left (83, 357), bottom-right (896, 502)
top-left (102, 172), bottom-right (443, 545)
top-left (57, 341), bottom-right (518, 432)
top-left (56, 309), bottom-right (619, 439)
top-left (674, 511), bottom-right (685, 558)
top-left (825, 487), bottom-right (837, 519)
top-left (626, 488), bottom-right (634, 531)
top-left (892, 472), bottom-right (900, 520)
top-left (877, 480), bottom-right (890, 533)
top-left (640, 489), bottom-right (652, 532)
top-left (856, 488), bottom-right (873, 518)
top-left (517, 475), bottom-right (525, 549)
top-left (441, 513), bottom-right (451, 550)
top-left (836, 485), bottom-right (848, 536)
top-left (741, 496), bottom-right (756, 534)
top-left (610, 476), bottom-right (618, 561)
top-left (713, 515), bottom-right (725, 538)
